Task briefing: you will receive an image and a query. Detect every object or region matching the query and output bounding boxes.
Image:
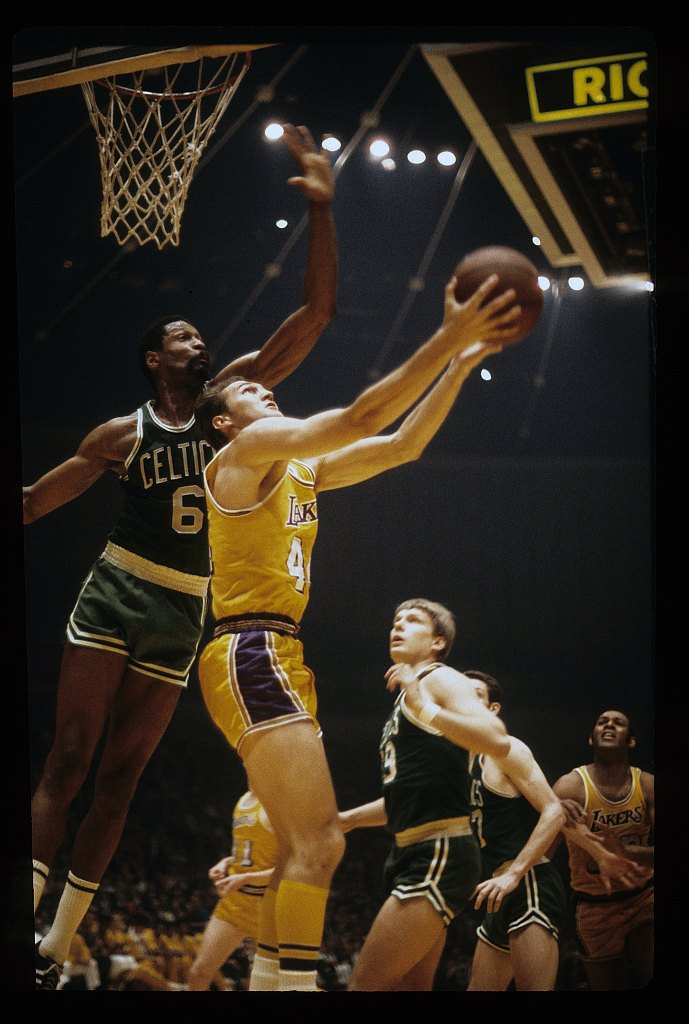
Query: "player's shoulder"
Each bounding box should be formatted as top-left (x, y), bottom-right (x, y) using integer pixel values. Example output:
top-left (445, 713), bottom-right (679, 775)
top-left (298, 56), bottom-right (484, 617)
top-left (77, 408), bottom-right (138, 456)
top-left (422, 662), bottom-right (468, 691)
top-left (552, 767), bottom-right (587, 797)
top-left (505, 734), bottom-right (533, 760)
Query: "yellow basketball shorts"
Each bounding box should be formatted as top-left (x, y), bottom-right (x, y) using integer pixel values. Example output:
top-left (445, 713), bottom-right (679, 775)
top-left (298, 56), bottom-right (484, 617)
top-left (198, 629), bottom-right (319, 755)
top-left (573, 884), bottom-right (654, 960)
top-left (212, 880), bottom-right (270, 936)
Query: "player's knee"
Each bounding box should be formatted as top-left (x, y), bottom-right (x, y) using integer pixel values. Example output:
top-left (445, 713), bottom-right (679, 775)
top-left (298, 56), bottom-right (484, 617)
top-left (294, 820), bottom-right (345, 877)
top-left (41, 741), bottom-right (92, 794)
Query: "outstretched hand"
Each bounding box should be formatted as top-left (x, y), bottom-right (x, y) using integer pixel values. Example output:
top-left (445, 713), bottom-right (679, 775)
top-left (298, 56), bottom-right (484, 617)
top-left (208, 855), bottom-right (233, 882)
top-left (567, 820), bottom-right (652, 893)
top-left (214, 871), bottom-right (254, 896)
top-left (281, 123), bottom-right (335, 204)
top-left (473, 868), bottom-right (520, 912)
top-left (442, 273), bottom-right (522, 354)
top-left (384, 663), bottom-right (429, 719)
top-left (559, 798), bottom-right (586, 826)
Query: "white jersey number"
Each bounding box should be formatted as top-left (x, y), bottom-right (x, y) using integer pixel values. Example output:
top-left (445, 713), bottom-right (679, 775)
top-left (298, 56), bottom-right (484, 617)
top-left (171, 484), bottom-right (205, 534)
top-left (286, 536), bottom-right (310, 594)
top-left (381, 740), bottom-right (397, 785)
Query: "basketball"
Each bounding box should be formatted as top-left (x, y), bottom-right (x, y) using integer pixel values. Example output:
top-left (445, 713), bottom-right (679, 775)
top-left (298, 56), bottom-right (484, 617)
top-left (454, 246), bottom-right (544, 344)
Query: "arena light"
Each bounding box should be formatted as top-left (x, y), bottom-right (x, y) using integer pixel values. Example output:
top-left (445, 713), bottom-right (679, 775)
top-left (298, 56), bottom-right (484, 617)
top-left (437, 150), bottom-right (457, 166)
top-left (567, 276), bottom-right (586, 291)
top-left (407, 149), bottom-right (426, 164)
top-left (369, 139), bottom-right (390, 159)
top-left (322, 135), bottom-right (341, 152)
top-left (264, 123), bottom-right (284, 141)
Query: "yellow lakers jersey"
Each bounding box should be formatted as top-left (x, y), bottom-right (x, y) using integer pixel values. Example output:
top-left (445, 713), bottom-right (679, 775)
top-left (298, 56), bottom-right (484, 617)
top-left (566, 765), bottom-right (652, 896)
top-left (204, 456), bottom-right (318, 624)
top-left (229, 790), bottom-right (278, 876)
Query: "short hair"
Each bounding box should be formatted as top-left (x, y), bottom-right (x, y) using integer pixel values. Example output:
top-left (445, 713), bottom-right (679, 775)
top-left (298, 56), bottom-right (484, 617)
top-left (591, 709), bottom-right (636, 742)
top-left (394, 598), bottom-right (456, 661)
top-left (463, 669), bottom-right (503, 705)
top-left (194, 376), bottom-right (246, 449)
top-left (138, 315), bottom-right (185, 385)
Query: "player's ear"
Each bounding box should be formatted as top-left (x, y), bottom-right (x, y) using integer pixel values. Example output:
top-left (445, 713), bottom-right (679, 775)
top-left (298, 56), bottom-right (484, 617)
top-left (211, 411), bottom-right (233, 434)
top-left (627, 735), bottom-right (637, 750)
top-left (490, 701), bottom-right (501, 716)
top-left (431, 636), bottom-right (446, 656)
top-left (588, 734), bottom-right (593, 748)
top-left (145, 350), bottom-right (160, 373)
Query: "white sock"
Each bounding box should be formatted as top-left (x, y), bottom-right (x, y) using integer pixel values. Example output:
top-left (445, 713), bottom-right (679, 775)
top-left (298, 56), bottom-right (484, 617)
top-left (278, 967), bottom-right (319, 992)
top-left (249, 953), bottom-right (279, 991)
top-left (39, 871), bottom-right (99, 965)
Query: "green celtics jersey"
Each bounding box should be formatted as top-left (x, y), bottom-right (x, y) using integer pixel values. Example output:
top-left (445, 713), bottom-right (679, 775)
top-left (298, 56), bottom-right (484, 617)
top-left (108, 402), bottom-right (215, 576)
top-left (469, 753), bottom-right (539, 877)
top-left (380, 671), bottom-right (473, 836)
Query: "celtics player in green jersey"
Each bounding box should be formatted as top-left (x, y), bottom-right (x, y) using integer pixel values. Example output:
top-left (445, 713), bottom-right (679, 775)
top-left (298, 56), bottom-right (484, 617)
top-left (340, 600), bottom-right (513, 991)
top-left (463, 670), bottom-right (568, 991)
top-left (25, 123), bottom-right (339, 990)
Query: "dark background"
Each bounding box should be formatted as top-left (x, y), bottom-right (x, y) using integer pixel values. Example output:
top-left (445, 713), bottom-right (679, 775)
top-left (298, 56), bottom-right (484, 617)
top-left (10, 24), bottom-right (658, 986)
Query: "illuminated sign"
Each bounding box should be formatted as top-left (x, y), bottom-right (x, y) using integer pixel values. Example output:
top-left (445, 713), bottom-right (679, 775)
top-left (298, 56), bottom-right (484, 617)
top-left (525, 52), bottom-right (648, 122)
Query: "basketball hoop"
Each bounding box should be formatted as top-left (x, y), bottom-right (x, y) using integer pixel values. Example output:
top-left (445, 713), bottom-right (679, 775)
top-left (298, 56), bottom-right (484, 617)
top-left (80, 49), bottom-right (251, 249)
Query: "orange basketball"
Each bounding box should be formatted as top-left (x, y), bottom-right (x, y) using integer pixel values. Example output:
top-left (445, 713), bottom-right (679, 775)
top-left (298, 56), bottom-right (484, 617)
top-left (454, 246), bottom-right (544, 344)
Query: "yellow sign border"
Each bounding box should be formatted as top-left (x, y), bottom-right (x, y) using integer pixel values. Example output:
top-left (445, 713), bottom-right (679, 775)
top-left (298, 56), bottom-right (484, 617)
top-left (525, 52), bottom-right (648, 123)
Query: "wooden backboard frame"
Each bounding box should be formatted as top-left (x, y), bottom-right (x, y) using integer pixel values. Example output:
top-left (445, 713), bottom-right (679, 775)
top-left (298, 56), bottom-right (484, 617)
top-left (13, 43), bottom-right (275, 97)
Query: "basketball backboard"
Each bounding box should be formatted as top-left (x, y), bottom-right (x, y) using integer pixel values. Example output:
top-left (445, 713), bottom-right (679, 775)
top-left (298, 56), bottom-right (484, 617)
top-left (421, 27), bottom-right (655, 288)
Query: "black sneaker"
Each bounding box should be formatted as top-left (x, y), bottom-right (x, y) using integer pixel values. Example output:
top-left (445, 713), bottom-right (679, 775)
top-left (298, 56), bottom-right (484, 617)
top-left (35, 942), bottom-right (62, 990)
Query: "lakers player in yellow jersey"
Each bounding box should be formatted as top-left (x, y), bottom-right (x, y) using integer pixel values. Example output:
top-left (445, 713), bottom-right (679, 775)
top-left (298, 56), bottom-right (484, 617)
top-left (550, 709), bottom-right (654, 989)
top-left (188, 790), bottom-right (277, 990)
top-left (194, 271), bottom-right (522, 991)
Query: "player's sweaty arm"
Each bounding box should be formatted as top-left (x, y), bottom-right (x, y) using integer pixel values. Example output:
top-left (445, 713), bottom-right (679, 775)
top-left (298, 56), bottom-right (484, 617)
top-left (23, 415), bottom-right (135, 523)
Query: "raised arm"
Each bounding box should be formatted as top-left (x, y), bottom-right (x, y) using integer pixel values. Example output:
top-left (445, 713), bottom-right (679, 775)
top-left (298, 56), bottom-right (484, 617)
top-left (311, 341), bottom-right (499, 492)
top-left (472, 741), bottom-right (566, 912)
top-left (386, 662), bottom-right (510, 759)
top-left (23, 415), bottom-right (136, 524)
top-left (222, 274), bottom-right (520, 477)
top-left (214, 124), bottom-right (337, 389)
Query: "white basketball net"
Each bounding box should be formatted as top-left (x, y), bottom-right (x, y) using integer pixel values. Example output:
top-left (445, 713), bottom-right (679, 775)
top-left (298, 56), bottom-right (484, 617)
top-left (81, 52), bottom-right (250, 249)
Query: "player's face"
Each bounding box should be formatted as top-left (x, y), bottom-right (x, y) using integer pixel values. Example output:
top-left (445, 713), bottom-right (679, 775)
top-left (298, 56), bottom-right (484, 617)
top-left (470, 679), bottom-right (500, 715)
top-left (473, 680), bottom-right (490, 707)
top-left (389, 607), bottom-right (443, 664)
top-left (591, 710), bottom-right (632, 752)
top-left (160, 320), bottom-right (210, 380)
top-left (223, 379), bottom-right (282, 428)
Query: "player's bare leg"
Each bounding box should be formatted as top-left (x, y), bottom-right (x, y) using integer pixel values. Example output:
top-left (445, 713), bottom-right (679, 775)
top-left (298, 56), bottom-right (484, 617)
top-left (396, 929), bottom-right (446, 991)
top-left (466, 938), bottom-right (513, 991)
top-left (69, 667), bottom-right (181, 881)
top-left (32, 645), bottom-right (129, 871)
top-left (509, 923), bottom-right (559, 991)
top-left (348, 895), bottom-right (445, 991)
top-left (242, 721), bottom-right (344, 991)
top-left (188, 918), bottom-right (245, 991)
